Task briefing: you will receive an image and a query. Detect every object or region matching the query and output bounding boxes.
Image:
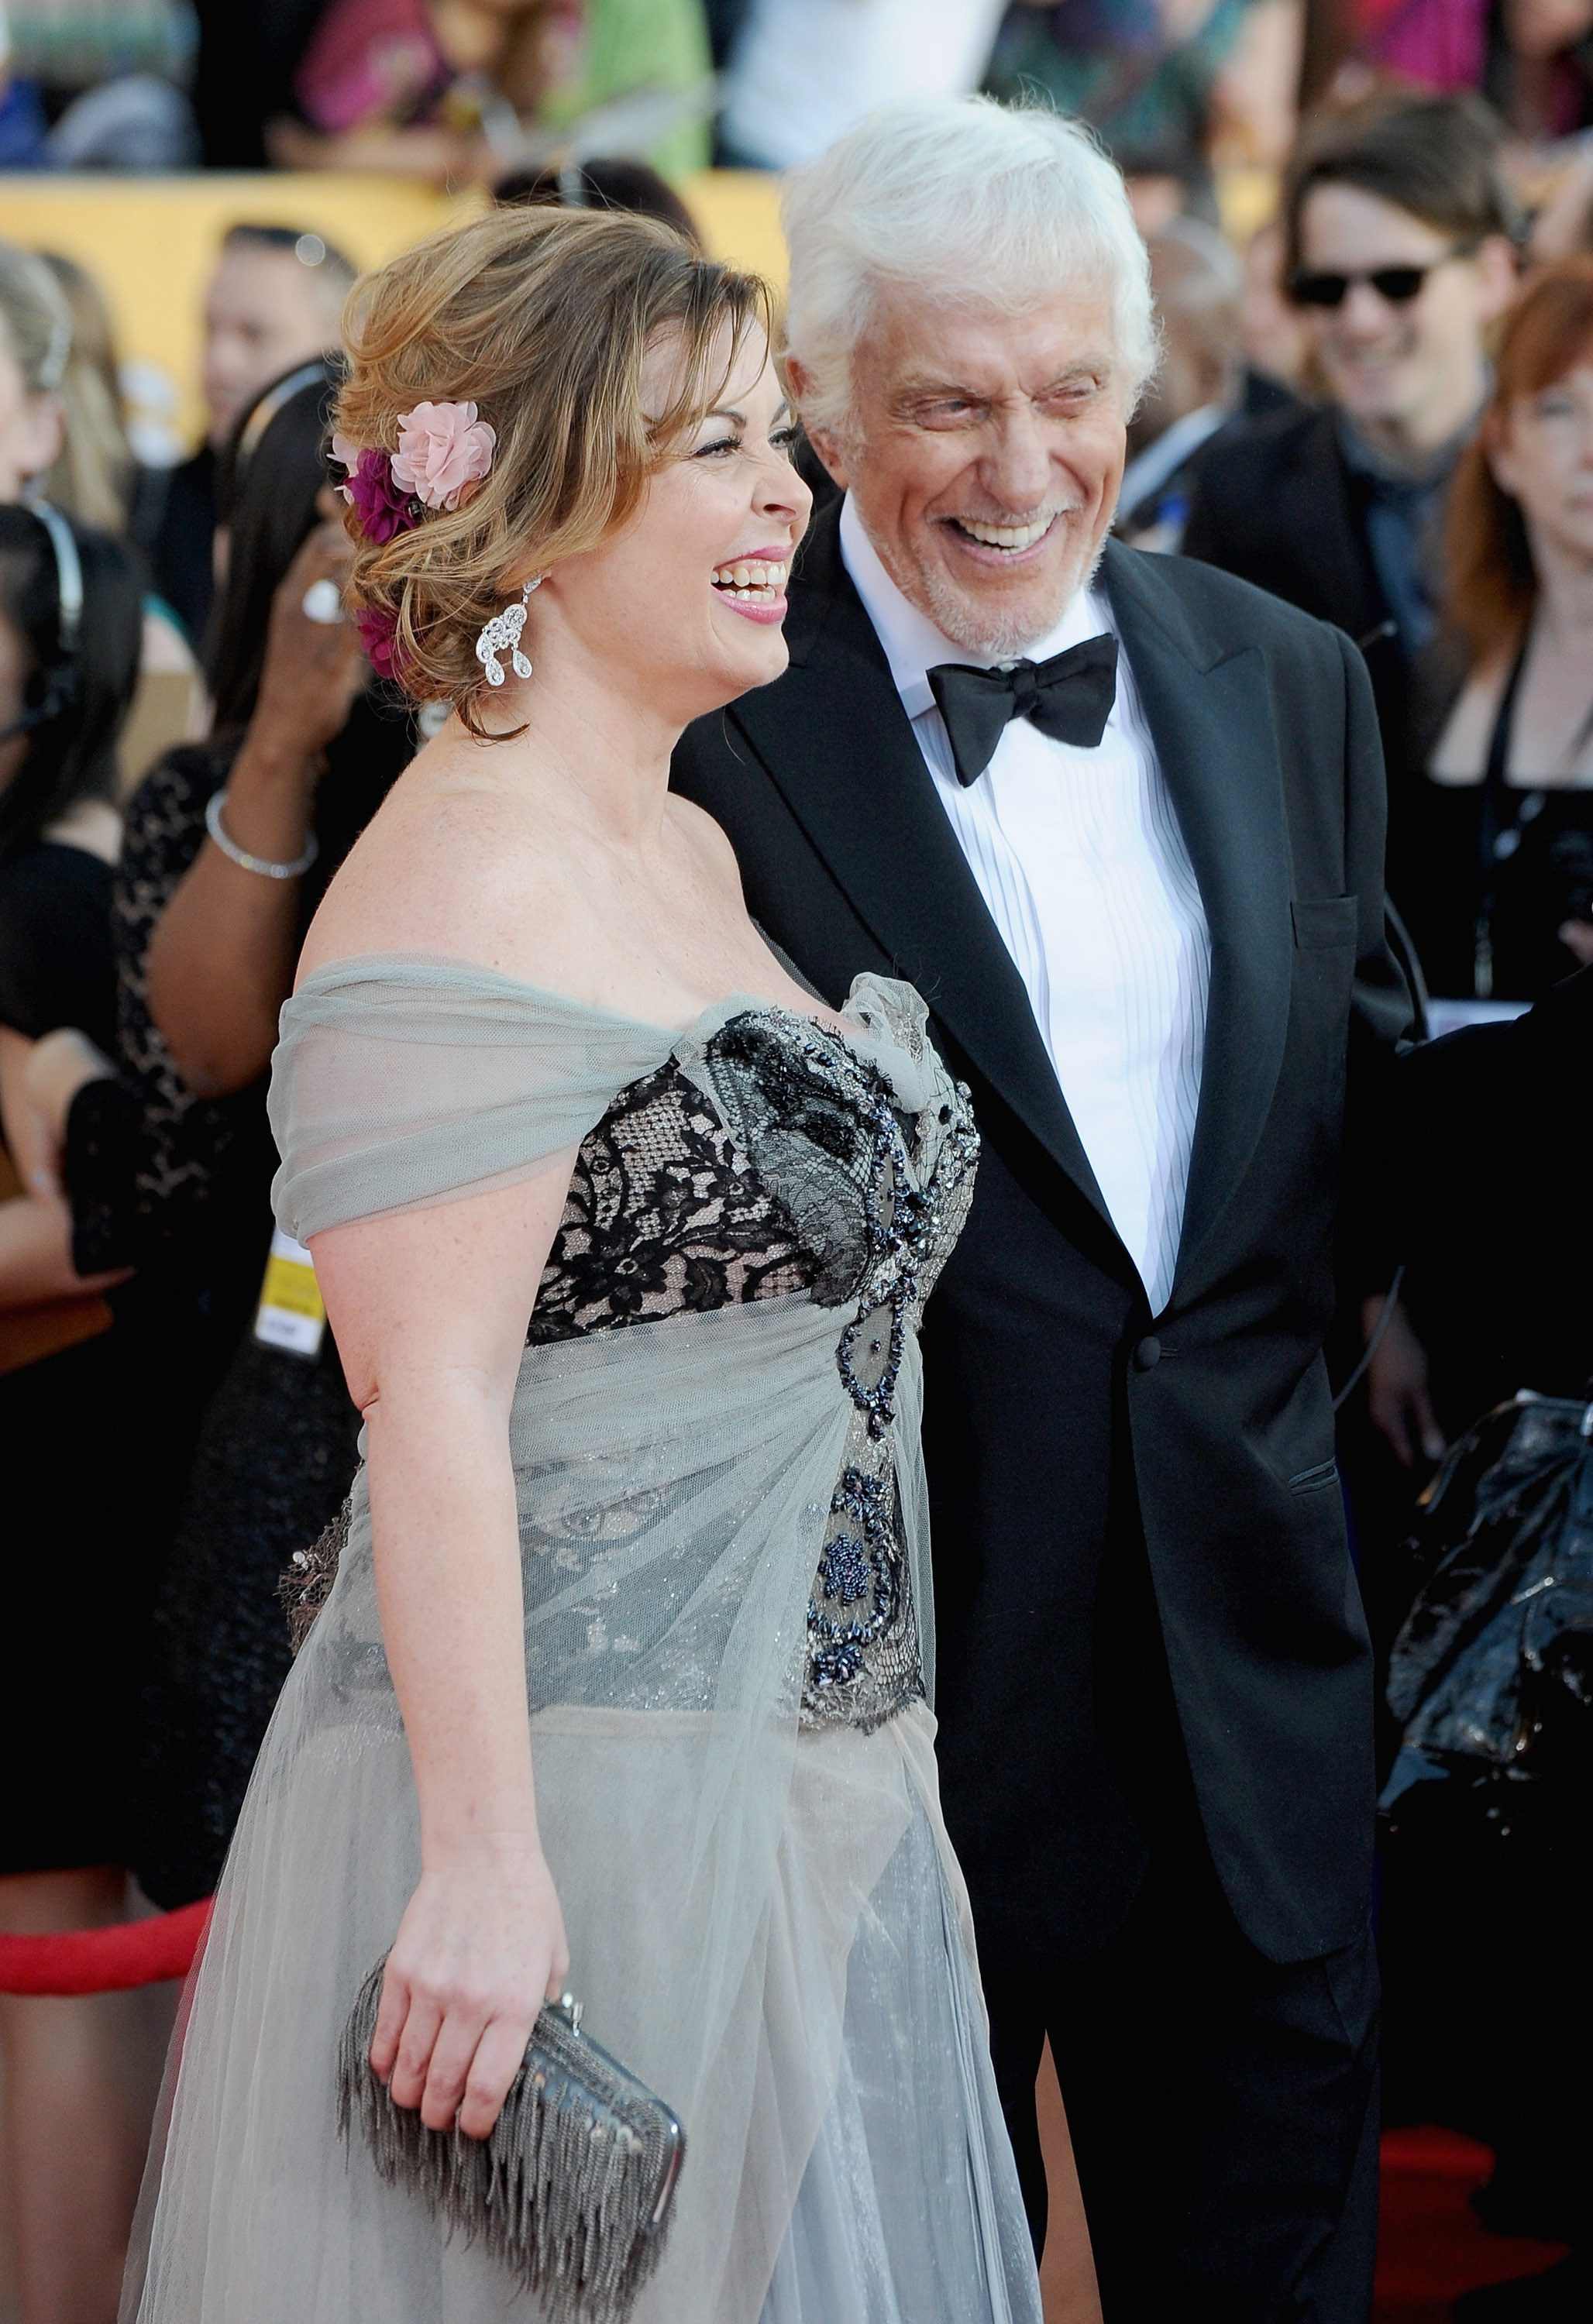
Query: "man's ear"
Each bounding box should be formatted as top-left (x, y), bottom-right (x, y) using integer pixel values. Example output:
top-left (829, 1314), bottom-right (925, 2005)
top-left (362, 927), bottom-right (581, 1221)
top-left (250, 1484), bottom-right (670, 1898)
top-left (1475, 234), bottom-right (1521, 326)
top-left (784, 358), bottom-right (851, 489)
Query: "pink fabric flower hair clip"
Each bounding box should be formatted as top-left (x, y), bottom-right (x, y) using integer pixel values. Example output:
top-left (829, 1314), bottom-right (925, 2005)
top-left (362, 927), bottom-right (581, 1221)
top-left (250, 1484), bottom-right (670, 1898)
top-left (331, 400), bottom-right (497, 538)
top-left (392, 401), bottom-right (496, 512)
top-left (332, 400), bottom-right (498, 681)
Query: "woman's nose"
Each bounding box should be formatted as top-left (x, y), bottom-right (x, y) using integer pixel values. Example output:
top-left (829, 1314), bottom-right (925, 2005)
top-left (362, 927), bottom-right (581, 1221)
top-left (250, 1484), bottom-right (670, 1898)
top-left (755, 450), bottom-right (810, 524)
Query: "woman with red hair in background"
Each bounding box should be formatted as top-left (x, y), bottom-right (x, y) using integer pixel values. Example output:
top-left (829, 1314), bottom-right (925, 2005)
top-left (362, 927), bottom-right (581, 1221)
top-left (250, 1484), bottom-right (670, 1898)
top-left (1392, 261), bottom-right (1593, 1014)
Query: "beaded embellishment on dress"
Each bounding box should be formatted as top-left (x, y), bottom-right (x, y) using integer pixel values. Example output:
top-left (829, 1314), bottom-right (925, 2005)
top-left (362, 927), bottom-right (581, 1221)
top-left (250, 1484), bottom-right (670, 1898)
top-left (280, 1499), bottom-right (350, 1655)
top-left (802, 1434), bottom-right (927, 1733)
top-left (680, 1001), bottom-right (978, 1730)
top-left (525, 994), bottom-right (978, 1732)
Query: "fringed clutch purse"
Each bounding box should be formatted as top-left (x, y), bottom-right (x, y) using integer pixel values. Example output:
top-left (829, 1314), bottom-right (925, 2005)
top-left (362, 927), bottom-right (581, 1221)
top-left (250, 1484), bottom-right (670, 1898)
top-left (337, 1958), bottom-right (686, 2324)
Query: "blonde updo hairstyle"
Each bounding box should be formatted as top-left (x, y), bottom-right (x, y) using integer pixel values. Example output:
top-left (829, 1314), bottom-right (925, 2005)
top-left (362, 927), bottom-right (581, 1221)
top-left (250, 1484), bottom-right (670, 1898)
top-left (335, 205), bottom-right (772, 737)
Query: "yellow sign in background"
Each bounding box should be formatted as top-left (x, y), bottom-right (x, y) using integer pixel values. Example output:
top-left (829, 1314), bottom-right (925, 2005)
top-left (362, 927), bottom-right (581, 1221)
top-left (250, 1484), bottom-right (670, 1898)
top-left (0, 169), bottom-right (792, 455)
top-left (0, 163), bottom-right (1277, 460)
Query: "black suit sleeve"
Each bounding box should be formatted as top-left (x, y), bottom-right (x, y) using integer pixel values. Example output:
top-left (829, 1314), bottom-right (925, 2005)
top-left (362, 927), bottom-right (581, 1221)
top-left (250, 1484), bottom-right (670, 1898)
top-left (1340, 625), bottom-right (1413, 1056)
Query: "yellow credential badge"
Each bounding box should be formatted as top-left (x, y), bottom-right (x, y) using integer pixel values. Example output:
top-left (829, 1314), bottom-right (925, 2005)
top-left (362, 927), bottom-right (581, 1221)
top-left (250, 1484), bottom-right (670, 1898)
top-left (254, 1226), bottom-right (326, 1360)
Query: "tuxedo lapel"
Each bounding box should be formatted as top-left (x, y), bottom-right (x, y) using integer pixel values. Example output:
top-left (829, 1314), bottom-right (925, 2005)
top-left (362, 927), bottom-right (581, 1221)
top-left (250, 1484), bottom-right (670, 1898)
top-left (729, 508), bottom-right (1116, 1233)
top-left (1100, 543), bottom-right (1293, 1297)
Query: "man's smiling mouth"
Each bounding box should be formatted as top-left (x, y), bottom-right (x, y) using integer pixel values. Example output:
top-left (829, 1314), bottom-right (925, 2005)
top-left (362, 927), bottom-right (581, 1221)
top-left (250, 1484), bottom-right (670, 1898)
top-left (945, 514), bottom-right (1059, 553)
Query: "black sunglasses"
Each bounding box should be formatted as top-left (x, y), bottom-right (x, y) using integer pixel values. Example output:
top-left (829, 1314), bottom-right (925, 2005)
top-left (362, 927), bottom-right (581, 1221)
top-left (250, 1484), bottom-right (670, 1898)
top-left (1288, 242), bottom-right (1481, 310)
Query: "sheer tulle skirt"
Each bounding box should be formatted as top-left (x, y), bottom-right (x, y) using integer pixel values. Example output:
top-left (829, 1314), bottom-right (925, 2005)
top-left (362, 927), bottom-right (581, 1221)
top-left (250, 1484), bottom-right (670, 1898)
top-left (122, 1697), bottom-right (1038, 2324)
top-left (760, 1783), bottom-right (1041, 2324)
top-left (122, 1292), bottom-right (1040, 2322)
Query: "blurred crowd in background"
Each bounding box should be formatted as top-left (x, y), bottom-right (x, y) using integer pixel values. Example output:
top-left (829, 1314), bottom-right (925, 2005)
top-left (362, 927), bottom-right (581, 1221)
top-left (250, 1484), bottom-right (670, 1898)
top-left (0, 8), bottom-right (1591, 2324)
top-left (3, 3), bottom-right (1593, 187)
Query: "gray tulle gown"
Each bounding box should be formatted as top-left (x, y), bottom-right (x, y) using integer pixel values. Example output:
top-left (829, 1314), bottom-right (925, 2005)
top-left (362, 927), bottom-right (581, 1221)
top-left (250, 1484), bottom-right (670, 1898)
top-left (121, 957), bottom-right (1044, 2324)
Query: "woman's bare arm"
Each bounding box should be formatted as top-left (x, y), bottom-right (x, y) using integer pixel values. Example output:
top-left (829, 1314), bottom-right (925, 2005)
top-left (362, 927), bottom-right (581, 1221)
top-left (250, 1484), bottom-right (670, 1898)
top-left (309, 1162), bottom-right (573, 2135)
top-left (146, 520), bottom-right (366, 1099)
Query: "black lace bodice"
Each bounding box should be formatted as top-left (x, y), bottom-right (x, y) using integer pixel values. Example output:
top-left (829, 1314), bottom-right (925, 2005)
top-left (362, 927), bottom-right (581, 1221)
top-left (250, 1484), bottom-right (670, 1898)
top-left (526, 1057), bottom-right (818, 1343)
top-left (526, 1001), bottom-right (979, 1731)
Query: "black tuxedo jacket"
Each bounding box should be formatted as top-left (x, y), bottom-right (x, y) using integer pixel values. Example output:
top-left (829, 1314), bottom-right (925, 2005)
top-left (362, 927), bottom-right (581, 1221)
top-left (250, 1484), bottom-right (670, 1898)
top-left (1182, 403), bottom-right (1412, 778)
top-left (672, 501), bottom-right (1412, 1975)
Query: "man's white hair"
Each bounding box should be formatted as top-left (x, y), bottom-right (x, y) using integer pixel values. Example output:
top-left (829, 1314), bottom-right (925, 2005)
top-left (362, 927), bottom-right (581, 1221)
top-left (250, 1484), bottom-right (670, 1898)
top-left (782, 97), bottom-right (1157, 439)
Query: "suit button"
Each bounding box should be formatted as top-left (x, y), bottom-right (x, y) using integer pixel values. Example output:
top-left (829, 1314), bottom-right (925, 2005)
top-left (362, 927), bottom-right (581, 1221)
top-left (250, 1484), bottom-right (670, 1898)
top-left (1133, 1335), bottom-right (1161, 1371)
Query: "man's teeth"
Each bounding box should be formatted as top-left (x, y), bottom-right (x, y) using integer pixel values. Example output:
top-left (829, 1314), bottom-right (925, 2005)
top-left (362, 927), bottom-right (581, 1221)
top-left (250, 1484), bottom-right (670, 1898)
top-left (712, 559), bottom-right (789, 598)
top-left (955, 517), bottom-right (1052, 551)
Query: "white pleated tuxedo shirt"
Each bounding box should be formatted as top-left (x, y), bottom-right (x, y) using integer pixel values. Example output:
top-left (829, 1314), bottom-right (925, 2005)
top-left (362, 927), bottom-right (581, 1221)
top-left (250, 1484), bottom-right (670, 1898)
top-left (838, 494), bottom-right (1211, 1314)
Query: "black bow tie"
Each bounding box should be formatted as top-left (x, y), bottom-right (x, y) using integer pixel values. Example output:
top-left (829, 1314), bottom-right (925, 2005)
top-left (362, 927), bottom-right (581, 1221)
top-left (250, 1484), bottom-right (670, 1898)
top-left (926, 634), bottom-right (1119, 787)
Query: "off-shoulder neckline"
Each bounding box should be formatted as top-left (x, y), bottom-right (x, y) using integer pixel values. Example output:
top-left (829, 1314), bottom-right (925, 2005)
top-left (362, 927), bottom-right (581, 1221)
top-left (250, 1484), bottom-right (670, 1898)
top-left (287, 950), bottom-right (883, 1047)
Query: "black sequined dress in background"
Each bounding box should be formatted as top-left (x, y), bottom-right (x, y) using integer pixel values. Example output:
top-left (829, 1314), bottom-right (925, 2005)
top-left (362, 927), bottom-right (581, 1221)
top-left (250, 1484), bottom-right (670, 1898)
top-left (60, 693), bottom-right (411, 1906)
top-left (0, 837), bottom-right (149, 1875)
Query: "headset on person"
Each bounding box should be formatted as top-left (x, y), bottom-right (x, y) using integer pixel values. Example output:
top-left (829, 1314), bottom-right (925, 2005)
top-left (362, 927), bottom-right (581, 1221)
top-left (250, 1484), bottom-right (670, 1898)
top-left (0, 500), bottom-right (84, 747)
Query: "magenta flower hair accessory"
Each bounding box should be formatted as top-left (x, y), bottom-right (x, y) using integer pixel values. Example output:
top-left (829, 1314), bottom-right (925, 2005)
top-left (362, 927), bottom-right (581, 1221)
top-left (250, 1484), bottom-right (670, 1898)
top-left (330, 431), bottom-right (418, 546)
top-left (353, 602), bottom-right (405, 683)
top-left (391, 401), bottom-right (497, 512)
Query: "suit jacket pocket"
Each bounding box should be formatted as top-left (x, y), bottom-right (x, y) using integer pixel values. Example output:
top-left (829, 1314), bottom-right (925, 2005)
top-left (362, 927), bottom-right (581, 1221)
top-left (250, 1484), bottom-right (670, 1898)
top-left (1289, 1457), bottom-right (1340, 1494)
top-left (1291, 895), bottom-right (1359, 950)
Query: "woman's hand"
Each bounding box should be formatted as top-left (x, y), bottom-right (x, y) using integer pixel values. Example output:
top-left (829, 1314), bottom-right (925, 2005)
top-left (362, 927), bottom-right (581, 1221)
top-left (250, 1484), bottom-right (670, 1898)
top-left (1364, 1294), bottom-right (1446, 1468)
top-left (371, 1847), bottom-right (569, 2139)
top-left (1559, 916), bottom-right (1593, 968)
top-left (146, 504), bottom-right (366, 1098)
top-left (20, 1028), bottom-right (115, 1209)
top-left (249, 514), bottom-right (366, 777)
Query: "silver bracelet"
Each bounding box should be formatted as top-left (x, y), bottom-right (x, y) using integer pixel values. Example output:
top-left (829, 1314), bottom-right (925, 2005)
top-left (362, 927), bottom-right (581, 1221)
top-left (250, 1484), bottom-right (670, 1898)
top-left (205, 787), bottom-right (319, 880)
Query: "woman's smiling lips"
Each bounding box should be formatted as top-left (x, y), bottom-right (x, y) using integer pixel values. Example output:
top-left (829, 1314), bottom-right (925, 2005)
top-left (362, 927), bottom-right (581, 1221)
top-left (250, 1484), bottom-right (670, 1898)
top-left (711, 548), bottom-right (791, 625)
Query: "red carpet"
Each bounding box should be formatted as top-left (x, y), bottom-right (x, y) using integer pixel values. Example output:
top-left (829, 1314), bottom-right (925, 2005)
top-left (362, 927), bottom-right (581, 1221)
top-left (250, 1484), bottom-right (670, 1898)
top-left (0, 1898), bottom-right (209, 1995)
top-left (1374, 2128), bottom-right (1571, 2323)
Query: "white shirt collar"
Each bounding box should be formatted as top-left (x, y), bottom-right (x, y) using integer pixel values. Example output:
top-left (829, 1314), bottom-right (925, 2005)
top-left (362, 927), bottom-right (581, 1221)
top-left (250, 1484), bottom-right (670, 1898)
top-left (838, 491), bottom-right (1116, 723)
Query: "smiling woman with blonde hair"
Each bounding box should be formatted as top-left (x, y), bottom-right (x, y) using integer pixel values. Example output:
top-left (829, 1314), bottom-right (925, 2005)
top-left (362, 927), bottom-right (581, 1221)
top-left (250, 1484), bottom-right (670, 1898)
top-left (122, 200), bottom-right (1040, 2324)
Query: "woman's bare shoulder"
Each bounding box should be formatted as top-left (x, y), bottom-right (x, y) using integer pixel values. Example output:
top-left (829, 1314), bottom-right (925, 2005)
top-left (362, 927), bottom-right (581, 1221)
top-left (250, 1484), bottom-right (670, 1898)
top-left (297, 751), bottom-right (580, 987)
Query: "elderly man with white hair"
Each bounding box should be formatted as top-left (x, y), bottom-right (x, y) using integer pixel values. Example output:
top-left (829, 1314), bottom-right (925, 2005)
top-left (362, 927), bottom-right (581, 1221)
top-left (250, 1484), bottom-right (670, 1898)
top-left (675, 98), bottom-right (1412, 2322)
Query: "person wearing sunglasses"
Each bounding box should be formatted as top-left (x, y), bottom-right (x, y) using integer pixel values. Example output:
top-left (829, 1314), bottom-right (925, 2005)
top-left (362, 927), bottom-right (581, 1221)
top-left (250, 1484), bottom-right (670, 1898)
top-left (1185, 89), bottom-right (1518, 806)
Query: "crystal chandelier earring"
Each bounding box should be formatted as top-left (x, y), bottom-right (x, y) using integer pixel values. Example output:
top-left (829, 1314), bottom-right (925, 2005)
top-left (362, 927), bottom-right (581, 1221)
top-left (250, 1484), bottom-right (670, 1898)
top-left (475, 575), bottom-right (542, 687)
